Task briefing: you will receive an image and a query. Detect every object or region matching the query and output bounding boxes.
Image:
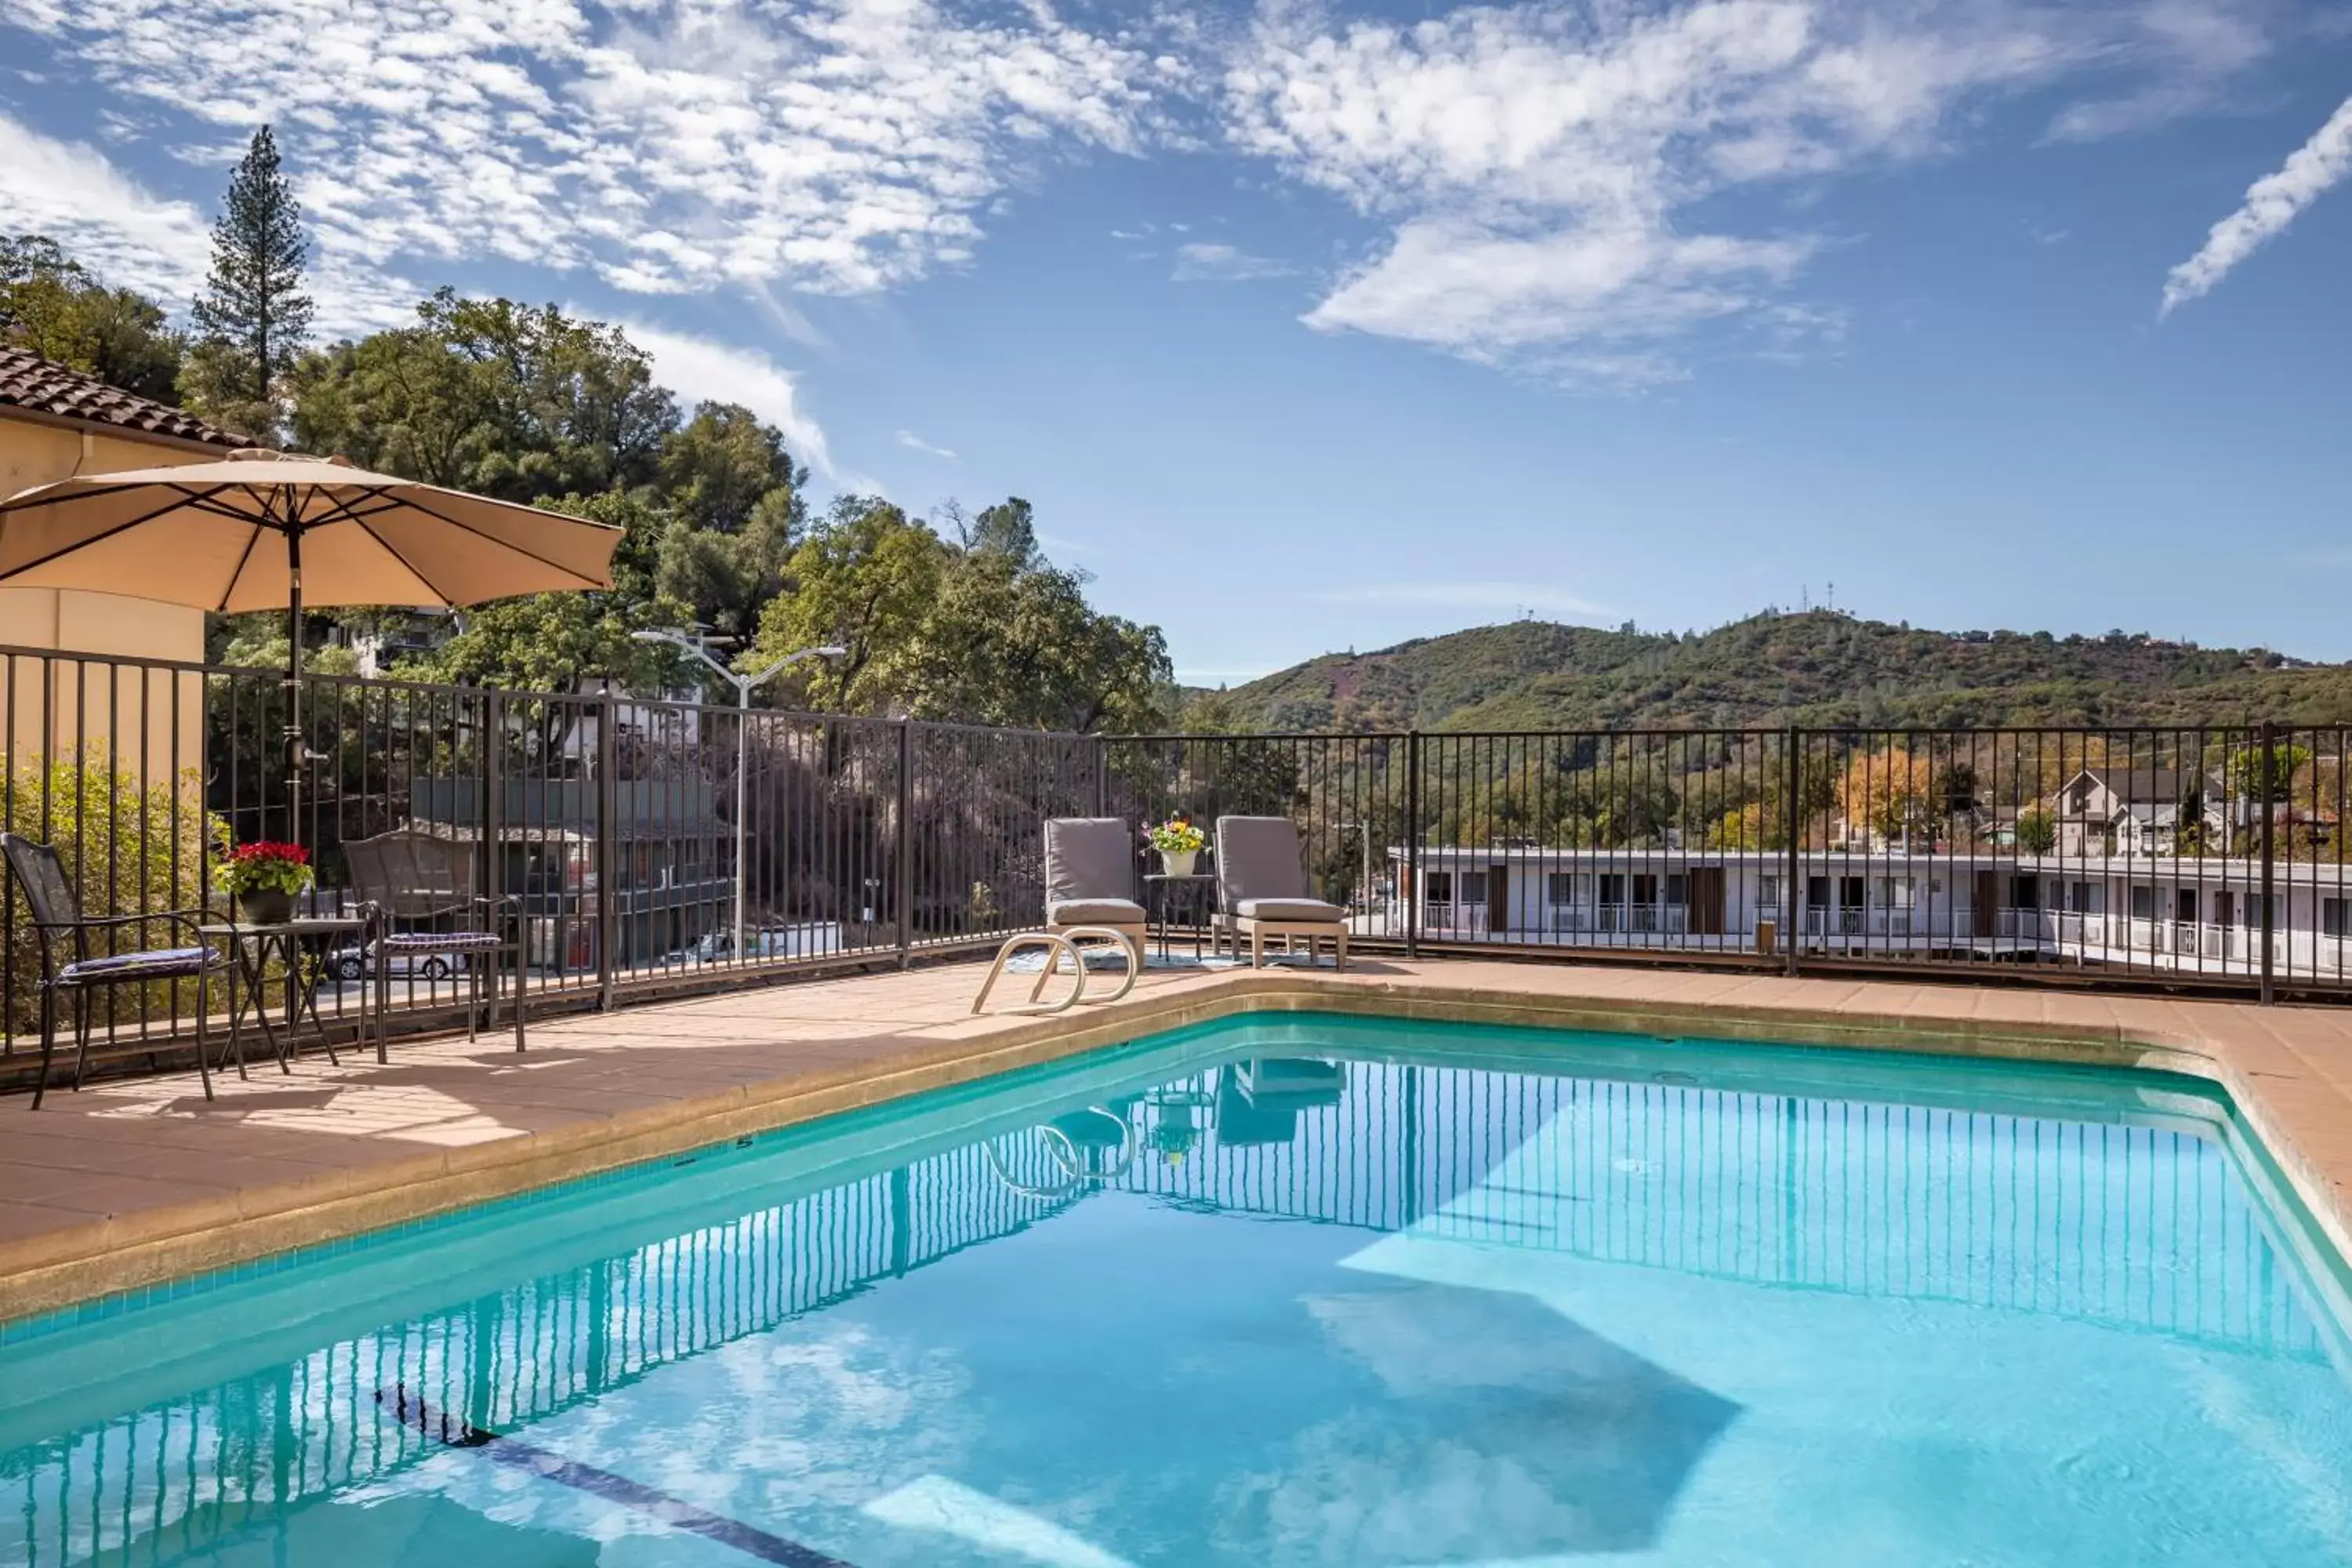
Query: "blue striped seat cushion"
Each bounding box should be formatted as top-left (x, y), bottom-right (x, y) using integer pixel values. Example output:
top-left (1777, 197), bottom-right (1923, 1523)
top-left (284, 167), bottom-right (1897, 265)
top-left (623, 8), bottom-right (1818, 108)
top-left (60, 946), bottom-right (220, 983)
top-left (380, 931), bottom-right (503, 950)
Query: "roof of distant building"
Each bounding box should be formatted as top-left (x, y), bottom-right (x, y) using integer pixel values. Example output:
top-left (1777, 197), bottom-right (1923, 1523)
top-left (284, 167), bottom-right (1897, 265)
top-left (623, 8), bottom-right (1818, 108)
top-left (0, 346), bottom-right (248, 449)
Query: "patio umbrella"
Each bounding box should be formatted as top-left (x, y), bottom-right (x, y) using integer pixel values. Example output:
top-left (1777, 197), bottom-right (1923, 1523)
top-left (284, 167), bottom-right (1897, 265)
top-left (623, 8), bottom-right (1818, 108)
top-left (0, 448), bottom-right (622, 830)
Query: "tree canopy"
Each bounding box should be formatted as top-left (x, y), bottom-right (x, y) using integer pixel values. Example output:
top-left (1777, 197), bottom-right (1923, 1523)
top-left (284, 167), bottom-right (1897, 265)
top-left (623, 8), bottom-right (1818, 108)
top-left (187, 125), bottom-right (312, 436)
top-left (0, 235), bottom-right (187, 404)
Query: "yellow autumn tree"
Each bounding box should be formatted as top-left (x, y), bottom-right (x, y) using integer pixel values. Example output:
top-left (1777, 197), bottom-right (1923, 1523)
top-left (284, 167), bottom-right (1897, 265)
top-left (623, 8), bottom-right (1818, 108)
top-left (1838, 747), bottom-right (1939, 844)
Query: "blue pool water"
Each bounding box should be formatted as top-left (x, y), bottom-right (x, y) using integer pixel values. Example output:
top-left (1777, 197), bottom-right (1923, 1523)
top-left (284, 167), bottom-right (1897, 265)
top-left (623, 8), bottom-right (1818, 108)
top-left (7, 1014), bottom-right (2352, 1566)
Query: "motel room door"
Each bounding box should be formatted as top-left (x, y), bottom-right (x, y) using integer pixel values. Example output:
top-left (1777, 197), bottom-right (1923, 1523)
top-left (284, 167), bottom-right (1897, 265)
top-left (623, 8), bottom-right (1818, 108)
top-left (1488, 864), bottom-right (1509, 935)
top-left (1686, 866), bottom-right (1726, 935)
top-left (1973, 869), bottom-right (1999, 938)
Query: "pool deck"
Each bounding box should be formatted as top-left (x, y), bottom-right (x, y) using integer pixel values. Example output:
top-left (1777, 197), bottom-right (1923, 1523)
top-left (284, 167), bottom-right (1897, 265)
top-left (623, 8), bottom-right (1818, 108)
top-left (9, 956), bottom-right (2352, 1323)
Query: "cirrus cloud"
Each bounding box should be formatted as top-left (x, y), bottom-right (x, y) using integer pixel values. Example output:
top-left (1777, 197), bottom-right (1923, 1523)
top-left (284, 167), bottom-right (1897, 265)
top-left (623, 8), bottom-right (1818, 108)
top-left (1224, 0), bottom-right (2285, 379)
top-left (6, 0), bottom-right (1177, 305)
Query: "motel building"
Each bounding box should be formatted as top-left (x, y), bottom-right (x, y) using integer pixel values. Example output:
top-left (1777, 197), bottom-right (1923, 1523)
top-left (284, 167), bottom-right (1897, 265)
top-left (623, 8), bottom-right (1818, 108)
top-left (1389, 844), bottom-right (2352, 983)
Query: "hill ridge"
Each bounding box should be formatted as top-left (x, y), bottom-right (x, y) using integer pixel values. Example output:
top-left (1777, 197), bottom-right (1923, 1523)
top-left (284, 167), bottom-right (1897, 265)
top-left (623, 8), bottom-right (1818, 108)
top-left (1195, 611), bottom-right (2348, 732)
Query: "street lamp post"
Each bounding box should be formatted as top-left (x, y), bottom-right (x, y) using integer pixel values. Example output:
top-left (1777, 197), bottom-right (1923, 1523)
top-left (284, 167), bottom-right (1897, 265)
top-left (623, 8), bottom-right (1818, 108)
top-left (631, 630), bottom-right (845, 961)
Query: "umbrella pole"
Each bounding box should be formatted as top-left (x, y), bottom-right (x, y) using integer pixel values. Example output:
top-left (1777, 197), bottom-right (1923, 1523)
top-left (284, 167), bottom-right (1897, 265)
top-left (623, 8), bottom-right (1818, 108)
top-left (285, 527), bottom-right (304, 850)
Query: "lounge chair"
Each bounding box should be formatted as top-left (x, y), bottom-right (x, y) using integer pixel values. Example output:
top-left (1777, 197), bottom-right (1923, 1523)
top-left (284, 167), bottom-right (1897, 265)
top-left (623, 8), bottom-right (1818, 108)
top-left (1042, 817), bottom-right (1145, 964)
top-left (1212, 815), bottom-right (1348, 970)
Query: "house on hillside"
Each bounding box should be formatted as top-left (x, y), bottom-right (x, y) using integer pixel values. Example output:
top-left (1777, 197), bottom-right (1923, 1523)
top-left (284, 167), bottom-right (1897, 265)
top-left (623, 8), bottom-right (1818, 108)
top-left (0, 347), bottom-right (249, 775)
top-left (2052, 766), bottom-right (2229, 856)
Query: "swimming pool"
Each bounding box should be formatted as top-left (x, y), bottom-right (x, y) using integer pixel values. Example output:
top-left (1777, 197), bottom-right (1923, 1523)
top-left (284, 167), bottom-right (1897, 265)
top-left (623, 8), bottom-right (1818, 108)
top-left (5, 1011), bottom-right (2352, 1566)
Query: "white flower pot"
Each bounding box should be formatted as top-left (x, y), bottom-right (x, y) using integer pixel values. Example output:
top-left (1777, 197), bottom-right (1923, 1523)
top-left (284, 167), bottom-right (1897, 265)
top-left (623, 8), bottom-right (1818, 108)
top-left (1160, 850), bottom-right (1198, 878)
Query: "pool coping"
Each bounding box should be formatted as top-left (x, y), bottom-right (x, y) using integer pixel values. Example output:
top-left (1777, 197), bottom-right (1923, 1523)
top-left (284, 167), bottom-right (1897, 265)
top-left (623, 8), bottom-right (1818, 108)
top-left (4, 963), bottom-right (2349, 1326)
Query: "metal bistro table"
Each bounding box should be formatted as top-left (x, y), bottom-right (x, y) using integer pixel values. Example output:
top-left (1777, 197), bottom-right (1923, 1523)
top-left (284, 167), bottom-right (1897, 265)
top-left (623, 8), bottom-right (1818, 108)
top-left (1143, 873), bottom-right (1217, 962)
top-left (198, 913), bottom-right (376, 1079)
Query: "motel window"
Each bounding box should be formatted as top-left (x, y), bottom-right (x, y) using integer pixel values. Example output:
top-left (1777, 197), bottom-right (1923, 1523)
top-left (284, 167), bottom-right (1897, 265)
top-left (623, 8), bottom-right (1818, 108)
top-left (1546, 873), bottom-right (1581, 906)
top-left (1759, 874), bottom-right (1782, 910)
top-left (2009, 875), bottom-right (2040, 910)
top-left (1599, 873), bottom-right (1626, 906)
top-left (1460, 872), bottom-right (1490, 906)
top-left (1425, 873), bottom-right (1454, 903)
top-left (2326, 899), bottom-right (2348, 939)
top-left (1664, 873), bottom-right (1687, 907)
top-left (2129, 885), bottom-right (2155, 920)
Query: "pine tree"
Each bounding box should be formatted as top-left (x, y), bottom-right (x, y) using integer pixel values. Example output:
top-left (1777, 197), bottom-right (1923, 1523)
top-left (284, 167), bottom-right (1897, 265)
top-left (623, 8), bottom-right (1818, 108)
top-left (191, 126), bottom-right (312, 412)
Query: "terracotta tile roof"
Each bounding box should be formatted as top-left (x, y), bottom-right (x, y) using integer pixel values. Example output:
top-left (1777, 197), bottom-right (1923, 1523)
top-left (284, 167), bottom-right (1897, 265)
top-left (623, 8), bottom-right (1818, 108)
top-left (0, 347), bottom-right (248, 448)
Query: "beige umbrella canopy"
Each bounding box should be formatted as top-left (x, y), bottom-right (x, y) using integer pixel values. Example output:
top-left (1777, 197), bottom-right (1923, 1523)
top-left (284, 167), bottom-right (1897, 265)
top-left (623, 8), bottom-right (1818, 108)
top-left (0, 449), bottom-right (619, 613)
top-left (0, 448), bottom-right (622, 830)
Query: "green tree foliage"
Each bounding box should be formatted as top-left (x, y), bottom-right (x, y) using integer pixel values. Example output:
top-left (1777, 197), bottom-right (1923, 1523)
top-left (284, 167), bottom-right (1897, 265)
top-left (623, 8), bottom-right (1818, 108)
top-left (290, 289), bottom-right (673, 499)
top-left (187, 125), bottom-right (312, 434)
top-left (0, 235), bottom-right (187, 403)
top-left (749, 496), bottom-right (1171, 732)
top-left (900, 499), bottom-right (1171, 732)
top-left (753, 498), bottom-right (949, 712)
top-left (2226, 742), bottom-right (2314, 804)
top-left (2016, 808), bottom-right (2057, 856)
top-left (652, 403), bottom-right (807, 641)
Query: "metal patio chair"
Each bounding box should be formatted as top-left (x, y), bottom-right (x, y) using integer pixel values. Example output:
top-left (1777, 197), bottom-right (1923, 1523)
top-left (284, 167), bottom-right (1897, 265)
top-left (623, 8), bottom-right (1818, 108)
top-left (1, 832), bottom-right (227, 1108)
top-left (343, 829), bottom-right (524, 1060)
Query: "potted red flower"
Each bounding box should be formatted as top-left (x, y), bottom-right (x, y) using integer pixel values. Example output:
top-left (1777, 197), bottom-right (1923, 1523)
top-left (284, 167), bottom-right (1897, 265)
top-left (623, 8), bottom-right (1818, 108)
top-left (214, 840), bottom-right (314, 925)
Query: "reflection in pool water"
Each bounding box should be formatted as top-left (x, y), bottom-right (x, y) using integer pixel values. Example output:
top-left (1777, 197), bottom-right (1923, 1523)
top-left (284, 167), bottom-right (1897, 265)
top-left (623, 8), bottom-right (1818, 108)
top-left (5, 1015), bottom-right (2351, 1566)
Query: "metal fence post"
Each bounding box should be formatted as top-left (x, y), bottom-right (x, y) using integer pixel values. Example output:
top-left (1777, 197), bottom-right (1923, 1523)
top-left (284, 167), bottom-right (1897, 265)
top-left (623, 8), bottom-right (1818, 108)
top-left (1405, 730), bottom-right (1422, 960)
top-left (1784, 725), bottom-right (1802, 978)
top-left (2260, 719), bottom-right (2278, 1004)
top-left (1093, 734), bottom-right (1109, 818)
top-left (896, 719), bottom-right (914, 968)
top-left (596, 690), bottom-right (618, 1011)
top-left (481, 689), bottom-right (505, 1025)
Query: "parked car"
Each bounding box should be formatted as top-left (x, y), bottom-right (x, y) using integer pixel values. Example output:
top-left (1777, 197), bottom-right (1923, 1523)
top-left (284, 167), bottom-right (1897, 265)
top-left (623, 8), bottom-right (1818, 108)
top-left (672, 927), bottom-right (814, 964)
top-left (325, 944), bottom-right (471, 982)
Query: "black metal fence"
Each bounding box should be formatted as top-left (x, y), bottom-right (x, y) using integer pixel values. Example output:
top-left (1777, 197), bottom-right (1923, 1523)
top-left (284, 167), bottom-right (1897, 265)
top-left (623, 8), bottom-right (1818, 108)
top-left (8, 635), bottom-right (2352, 1086)
top-left (1108, 724), bottom-right (2352, 1000)
top-left (0, 644), bottom-right (1104, 1079)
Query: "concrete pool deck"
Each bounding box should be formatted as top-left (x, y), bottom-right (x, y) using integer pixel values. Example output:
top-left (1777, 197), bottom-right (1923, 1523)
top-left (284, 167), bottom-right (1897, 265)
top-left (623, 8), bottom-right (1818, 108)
top-left (7, 956), bottom-right (2352, 1323)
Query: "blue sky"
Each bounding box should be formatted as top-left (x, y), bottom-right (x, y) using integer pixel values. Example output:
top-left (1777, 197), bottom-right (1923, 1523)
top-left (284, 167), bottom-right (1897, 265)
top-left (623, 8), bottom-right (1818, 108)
top-left (3, 0), bottom-right (2350, 684)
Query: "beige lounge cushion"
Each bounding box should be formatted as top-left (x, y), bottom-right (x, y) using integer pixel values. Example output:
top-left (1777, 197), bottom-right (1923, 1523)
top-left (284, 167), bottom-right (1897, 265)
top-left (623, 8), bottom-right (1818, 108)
top-left (1044, 818), bottom-right (1136, 904)
top-left (1048, 897), bottom-right (1145, 925)
top-left (1233, 897), bottom-right (1345, 923)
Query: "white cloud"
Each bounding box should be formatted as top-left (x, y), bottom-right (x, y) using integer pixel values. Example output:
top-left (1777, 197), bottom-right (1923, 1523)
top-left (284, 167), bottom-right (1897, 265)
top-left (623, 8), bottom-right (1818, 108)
top-left (896, 429), bottom-right (958, 459)
top-left (1171, 240), bottom-right (1294, 281)
top-left (1314, 582), bottom-right (1611, 620)
top-left (0, 110), bottom-right (417, 335)
top-left (1223, 0), bottom-right (2281, 377)
top-left (1308, 220), bottom-right (1814, 372)
top-left (0, 110), bottom-right (210, 301)
top-left (2161, 93), bottom-right (2352, 314)
top-left (9, 0), bottom-right (1176, 304)
top-left (621, 320), bottom-right (834, 477)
